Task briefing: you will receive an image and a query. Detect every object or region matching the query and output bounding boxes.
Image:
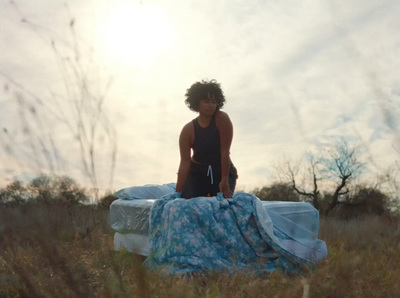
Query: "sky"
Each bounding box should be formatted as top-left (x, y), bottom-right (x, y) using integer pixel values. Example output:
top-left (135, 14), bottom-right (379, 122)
top-left (1, 0), bottom-right (400, 194)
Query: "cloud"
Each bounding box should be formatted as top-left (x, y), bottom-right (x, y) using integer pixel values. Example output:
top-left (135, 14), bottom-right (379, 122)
top-left (1, 0), bottom-right (400, 192)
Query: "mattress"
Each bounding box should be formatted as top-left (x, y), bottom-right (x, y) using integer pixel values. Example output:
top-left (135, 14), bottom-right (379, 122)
top-left (113, 232), bottom-right (150, 256)
top-left (110, 199), bottom-right (155, 235)
top-left (110, 197), bottom-right (321, 256)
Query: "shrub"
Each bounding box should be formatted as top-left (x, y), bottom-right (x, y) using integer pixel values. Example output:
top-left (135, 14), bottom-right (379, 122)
top-left (252, 183), bottom-right (300, 202)
top-left (330, 186), bottom-right (390, 219)
top-left (29, 174), bottom-right (89, 204)
top-left (0, 180), bottom-right (31, 206)
top-left (0, 174), bottom-right (89, 206)
top-left (97, 193), bottom-right (118, 209)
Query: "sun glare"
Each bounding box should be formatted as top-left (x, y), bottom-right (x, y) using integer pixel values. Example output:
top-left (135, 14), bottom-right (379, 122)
top-left (99, 2), bottom-right (174, 69)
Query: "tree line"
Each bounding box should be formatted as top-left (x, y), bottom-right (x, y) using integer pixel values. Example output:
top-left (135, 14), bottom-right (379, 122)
top-left (2, 138), bottom-right (399, 220)
top-left (254, 138), bottom-right (399, 218)
top-left (0, 174), bottom-right (114, 209)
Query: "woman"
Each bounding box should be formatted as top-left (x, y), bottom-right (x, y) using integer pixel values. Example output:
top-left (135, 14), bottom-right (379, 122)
top-left (176, 79), bottom-right (238, 199)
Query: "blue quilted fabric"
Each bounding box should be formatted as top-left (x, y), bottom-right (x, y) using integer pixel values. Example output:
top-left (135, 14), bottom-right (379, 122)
top-left (144, 192), bottom-right (325, 275)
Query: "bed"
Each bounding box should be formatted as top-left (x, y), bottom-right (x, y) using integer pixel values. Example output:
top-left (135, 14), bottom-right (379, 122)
top-left (109, 184), bottom-right (327, 267)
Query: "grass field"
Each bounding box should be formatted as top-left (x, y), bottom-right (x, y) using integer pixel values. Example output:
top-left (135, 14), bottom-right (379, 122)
top-left (1, 201), bottom-right (400, 298)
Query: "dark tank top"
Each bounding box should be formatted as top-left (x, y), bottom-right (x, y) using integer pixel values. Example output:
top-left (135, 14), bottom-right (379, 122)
top-left (192, 113), bottom-right (221, 166)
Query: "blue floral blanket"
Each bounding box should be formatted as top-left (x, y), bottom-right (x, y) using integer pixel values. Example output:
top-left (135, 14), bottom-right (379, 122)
top-left (144, 192), bottom-right (327, 275)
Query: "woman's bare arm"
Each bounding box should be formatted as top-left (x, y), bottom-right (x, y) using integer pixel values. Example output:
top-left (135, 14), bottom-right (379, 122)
top-left (216, 111), bottom-right (233, 197)
top-left (176, 122), bottom-right (193, 193)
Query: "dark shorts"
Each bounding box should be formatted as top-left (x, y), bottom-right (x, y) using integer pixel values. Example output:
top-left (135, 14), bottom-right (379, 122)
top-left (181, 162), bottom-right (238, 199)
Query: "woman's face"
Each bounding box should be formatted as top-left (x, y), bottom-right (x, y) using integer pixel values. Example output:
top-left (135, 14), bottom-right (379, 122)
top-left (199, 98), bottom-right (217, 116)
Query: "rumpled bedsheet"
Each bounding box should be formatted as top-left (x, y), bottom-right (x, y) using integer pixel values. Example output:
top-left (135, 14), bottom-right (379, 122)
top-left (144, 192), bottom-right (327, 275)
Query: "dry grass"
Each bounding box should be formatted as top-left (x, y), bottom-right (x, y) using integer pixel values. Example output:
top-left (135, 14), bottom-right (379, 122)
top-left (1, 202), bottom-right (400, 298)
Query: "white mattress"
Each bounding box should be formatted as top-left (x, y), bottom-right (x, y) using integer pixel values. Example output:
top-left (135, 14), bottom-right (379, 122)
top-left (113, 232), bottom-right (150, 256)
top-left (110, 199), bottom-right (156, 235)
top-left (110, 197), bottom-right (321, 256)
top-left (110, 198), bottom-right (319, 234)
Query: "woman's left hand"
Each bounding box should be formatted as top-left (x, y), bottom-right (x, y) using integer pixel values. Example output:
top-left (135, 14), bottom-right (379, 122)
top-left (219, 179), bottom-right (232, 198)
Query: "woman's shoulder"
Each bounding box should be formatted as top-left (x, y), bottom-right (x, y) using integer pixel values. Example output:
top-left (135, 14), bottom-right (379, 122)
top-left (215, 111), bottom-right (232, 131)
top-left (180, 120), bottom-right (195, 136)
top-left (215, 110), bottom-right (231, 123)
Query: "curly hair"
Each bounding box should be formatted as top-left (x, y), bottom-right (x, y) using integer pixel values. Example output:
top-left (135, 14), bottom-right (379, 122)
top-left (184, 79), bottom-right (226, 112)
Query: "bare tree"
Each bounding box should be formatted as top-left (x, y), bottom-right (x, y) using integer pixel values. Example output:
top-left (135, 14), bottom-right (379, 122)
top-left (275, 139), bottom-right (365, 214)
top-left (276, 153), bottom-right (321, 209)
top-left (321, 140), bottom-right (365, 213)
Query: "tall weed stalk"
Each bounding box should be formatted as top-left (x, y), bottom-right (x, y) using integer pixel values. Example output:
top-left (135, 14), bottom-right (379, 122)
top-left (1, 1), bottom-right (117, 198)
